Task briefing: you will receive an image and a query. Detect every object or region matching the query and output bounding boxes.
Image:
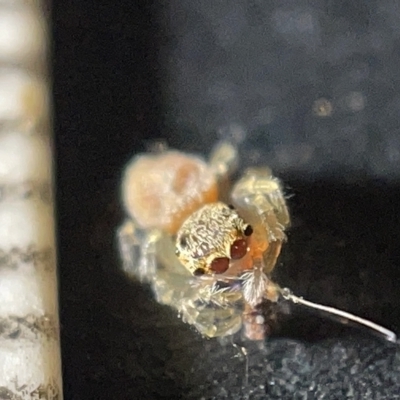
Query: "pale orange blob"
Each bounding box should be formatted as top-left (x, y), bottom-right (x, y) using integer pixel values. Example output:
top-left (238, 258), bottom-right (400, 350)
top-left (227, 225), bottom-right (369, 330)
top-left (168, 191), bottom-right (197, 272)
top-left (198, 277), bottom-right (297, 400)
top-left (248, 225), bottom-right (269, 259)
top-left (122, 150), bottom-right (218, 234)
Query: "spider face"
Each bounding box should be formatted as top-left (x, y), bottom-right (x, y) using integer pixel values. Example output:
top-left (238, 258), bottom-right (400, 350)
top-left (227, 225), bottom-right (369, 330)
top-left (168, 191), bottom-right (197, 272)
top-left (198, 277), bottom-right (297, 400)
top-left (175, 202), bottom-right (254, 277)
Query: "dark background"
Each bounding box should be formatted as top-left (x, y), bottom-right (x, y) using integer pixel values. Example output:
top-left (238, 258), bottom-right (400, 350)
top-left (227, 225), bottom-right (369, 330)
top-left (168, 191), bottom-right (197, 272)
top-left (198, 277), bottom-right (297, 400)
top-left (54, 1), bottom-right (400, 399)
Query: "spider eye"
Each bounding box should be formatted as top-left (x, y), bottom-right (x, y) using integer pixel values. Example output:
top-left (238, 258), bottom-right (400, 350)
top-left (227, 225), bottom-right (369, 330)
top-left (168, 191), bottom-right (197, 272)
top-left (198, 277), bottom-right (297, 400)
top-left (230, 239), bottom-right (248, 259)
top-left (244, 225), bottom-right (253, 236)
top-left (193, 268), bottom-right (206, 276)
top-left (210, 257), bottom-right (230, 274)
top-left (179, 236), bottom-right (188, 247)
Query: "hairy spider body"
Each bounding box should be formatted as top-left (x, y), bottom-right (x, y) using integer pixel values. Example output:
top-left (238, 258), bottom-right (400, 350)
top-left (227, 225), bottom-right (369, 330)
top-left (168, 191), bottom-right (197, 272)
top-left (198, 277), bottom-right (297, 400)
top-left (117, 141), bottom-right (289, 340)
top-left (117, 141), bottom-right (396, 343)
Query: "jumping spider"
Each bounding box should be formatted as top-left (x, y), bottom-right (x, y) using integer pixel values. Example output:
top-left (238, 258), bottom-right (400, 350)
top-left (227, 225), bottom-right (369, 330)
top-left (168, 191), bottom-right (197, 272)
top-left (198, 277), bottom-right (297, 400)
top-left (117, 140), bottom-right (396, 343)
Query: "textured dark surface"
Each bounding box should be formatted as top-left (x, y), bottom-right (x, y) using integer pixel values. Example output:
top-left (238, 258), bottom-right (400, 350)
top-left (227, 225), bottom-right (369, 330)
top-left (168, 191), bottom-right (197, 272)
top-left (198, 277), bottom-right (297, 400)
top-left (54, 1), bottom-right (400, 399)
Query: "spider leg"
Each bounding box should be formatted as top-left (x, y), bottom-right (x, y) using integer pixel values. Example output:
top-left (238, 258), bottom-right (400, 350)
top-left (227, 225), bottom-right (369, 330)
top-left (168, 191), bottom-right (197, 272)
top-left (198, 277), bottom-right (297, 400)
top-left (230, 167), bottom-right (290, 274)
top-left (209, 140), bottom-right (239, 202)
top-left (242, 303), bottom-right (267, 341)
top-left (209, 140), bottom-right (239, 180)
top-left (116, 219), bottom-right (160, 282)
top-left (178, 281), bottom-right (245, 338)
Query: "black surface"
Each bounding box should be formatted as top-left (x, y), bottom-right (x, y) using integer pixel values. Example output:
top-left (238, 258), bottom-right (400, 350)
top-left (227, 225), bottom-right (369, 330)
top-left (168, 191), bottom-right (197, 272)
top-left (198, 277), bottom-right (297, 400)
top-left (54, 2), bottom-right (400, 399)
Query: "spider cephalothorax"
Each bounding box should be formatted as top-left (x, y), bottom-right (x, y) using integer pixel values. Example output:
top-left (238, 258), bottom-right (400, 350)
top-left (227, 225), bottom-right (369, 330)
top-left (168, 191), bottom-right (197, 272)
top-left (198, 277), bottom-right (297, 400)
top-left (175, 202), bottom-right (253, 277)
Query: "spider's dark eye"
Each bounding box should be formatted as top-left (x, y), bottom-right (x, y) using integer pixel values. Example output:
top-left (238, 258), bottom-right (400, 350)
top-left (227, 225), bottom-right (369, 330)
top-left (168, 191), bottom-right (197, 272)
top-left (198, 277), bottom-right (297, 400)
top-left (230, 239), bottom-right (248, 259)
top-left (210, 257), bottom-right (230, 274)
top-left (179, 236), bottom-right (188, 247)
top-left (244, 225), bottom-right (253, 236)
top-left (228, 204), bottom-right (235, 210)
top-left (193, 268), bottom-right (206, 276)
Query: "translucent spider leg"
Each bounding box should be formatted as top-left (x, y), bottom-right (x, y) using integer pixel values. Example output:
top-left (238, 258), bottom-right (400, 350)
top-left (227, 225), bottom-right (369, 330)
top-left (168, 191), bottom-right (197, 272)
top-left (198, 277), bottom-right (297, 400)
top-left (116, 220), bottom-right (161, 283)
top-left (209, 139), bottom-right (239, 180)
top-left (209, 139), bottom-right (240, 203)
top-left (226, 167), bottom-right (289, 339)
top-left (230, 167), bottom-right (290, 275)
